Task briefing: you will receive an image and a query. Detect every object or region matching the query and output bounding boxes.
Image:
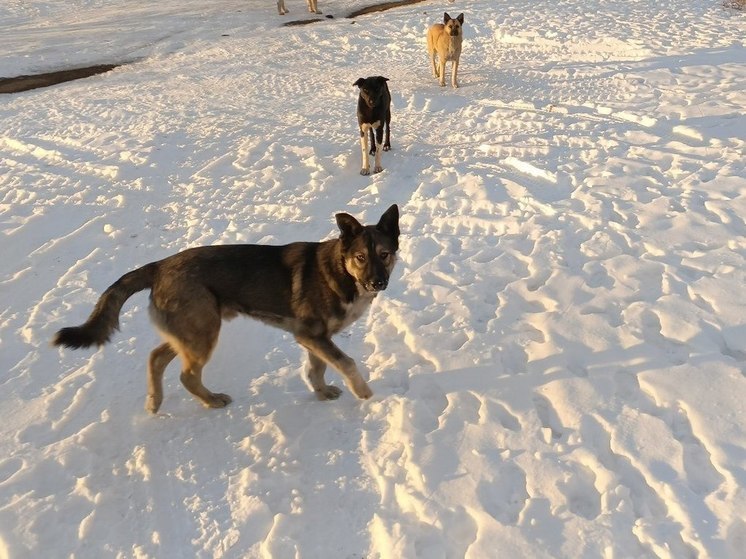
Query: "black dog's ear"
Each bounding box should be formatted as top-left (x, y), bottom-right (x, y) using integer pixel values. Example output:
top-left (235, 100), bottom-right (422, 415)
top-left (378, 76), bottom-right (390, 82)
top-left (444, 12), bottom-right (451, 23)
top-left (376, 204), bottom-right (400, 240)
top-left (353, 78), bottom-right (365, 88)
top-left (457, 13), bottom-right (464, 24)
top-left (336, 212), bottom-right (364, 239)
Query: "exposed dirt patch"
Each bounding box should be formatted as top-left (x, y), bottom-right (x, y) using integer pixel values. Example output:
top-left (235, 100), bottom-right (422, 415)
top-left (0, 64), bottom-right (119, 94)
top-left (283, 16), bottom-right (331, 26)
top-left (346, 0), bottom-right (427, 18)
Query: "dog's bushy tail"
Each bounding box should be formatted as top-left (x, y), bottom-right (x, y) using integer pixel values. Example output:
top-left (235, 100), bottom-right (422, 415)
top-left (52, 263), bottom-right (157, 349)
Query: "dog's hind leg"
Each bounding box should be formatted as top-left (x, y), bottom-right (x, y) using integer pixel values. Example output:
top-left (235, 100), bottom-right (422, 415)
top-left (178, 345), bottom-right (232, 409)
top-left (307, 0), bottom-right (321, 14)
top-left (146, 342), bottom-right (177, 413)
top-left (431, 51), bottom-right (440, 78)
top-left (306, 352), bottom-right (342, 400)
top-left (151, 294), bottom-right (232, 409)
top-left (296, 335), bottom-right (373, 399)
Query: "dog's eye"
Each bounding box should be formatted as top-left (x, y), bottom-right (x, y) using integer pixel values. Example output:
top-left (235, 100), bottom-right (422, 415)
top-left (355, 254), bottom-right (366, 263)
top-left (380, 252), bottom-right (389, 259)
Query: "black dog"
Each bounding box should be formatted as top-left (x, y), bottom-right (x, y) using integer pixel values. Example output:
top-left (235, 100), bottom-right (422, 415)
top-left (354, 76), bottom-right (391, 175)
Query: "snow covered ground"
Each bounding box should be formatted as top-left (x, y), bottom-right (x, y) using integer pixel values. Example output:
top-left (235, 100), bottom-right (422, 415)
top-left (1, 0), bottom-right (746, 556)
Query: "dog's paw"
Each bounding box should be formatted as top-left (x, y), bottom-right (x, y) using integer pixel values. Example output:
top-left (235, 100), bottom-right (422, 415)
top-left (360, 168), bottom-right (371, 175)
top-left (374, 166), bottom-right (383, 174)
top-left (369, 147), bottom-right (376, 155)
top-left (352, 382), bottom-right (373, 400)
top-left (204, 393), bottom-right (232, 408)
top-left (145, 395), bottom-right (162, 414)
top-left (315, 385), bottom-right (343, 400)
top-left (383, 144), bottom-right (391, 152)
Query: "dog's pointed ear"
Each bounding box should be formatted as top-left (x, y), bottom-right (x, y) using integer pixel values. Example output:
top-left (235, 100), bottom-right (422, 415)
top-left (457, 13), bottom-right (464, 24)
top-left (353, 78), bottom-right (365, 88)
top-left (336, 212), bottom-right (364, 239)
top-left (444, 12), bottom-right (452, 23)
top-left (376, 204), bottom-right (400, 240)
top-left (379, 76), bottom-right (389, 82)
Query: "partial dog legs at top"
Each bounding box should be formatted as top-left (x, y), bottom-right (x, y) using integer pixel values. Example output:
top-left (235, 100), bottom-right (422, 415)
top-left (278, 0), bottom-right (321, 15)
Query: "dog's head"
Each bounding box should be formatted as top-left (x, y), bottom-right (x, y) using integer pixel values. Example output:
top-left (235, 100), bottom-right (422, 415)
top-left (353, 76), bottom-right (390, 109)
top-left (336, 204), bottom-right (400, 294)
top-left (443, 12), bottom-right (464, 37)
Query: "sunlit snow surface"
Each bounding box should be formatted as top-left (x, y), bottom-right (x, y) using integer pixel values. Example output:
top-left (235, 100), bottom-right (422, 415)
top-left (1, 0), bottom-right (745, 557)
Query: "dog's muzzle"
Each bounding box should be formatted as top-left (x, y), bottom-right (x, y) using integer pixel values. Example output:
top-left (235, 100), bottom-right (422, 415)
top-left (367, 279), bottom-right (388, 292)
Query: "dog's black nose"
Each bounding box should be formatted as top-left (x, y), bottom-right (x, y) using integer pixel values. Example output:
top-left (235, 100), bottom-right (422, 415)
top-left (371, 279), bottom-right (388, 291)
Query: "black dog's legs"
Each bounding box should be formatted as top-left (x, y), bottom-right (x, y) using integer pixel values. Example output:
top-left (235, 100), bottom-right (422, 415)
top-left (368, 128), bottom-right (376, 155)
top-left (372, 125), bottom-right (384, 173)
top-left (383, 114), bottom-right (391, 152)
top-left (375, 125), bottom-right (384, 150)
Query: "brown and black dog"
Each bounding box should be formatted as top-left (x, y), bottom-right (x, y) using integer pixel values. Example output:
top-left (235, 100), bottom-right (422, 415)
top-left (53, 205), bottom-right (400, 413)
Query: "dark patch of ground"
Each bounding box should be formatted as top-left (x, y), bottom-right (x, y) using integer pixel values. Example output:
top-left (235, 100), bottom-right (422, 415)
top-left (0, 64), bottom-right (119, 94)
top-left (346, 0), bottom-right (426, 19)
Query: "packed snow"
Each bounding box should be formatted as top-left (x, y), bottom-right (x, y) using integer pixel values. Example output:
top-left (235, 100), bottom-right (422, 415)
top-left (1, 0), bottom-right (746, 557)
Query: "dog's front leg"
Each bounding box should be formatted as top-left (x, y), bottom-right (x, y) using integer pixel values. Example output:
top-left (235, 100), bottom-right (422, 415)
top-left (451, 58), bottom-right (459, 88)
top-left (383, 116), bottom-right (391, 152)
top-left (359, 125), bottom-right (370, 175)
top-left (296, 335), bottom-right (373, 399)
top-left (277, 0), bottom-right (287, 15)
top-left (439, 59), bottom-right (447, 86)
top-left (373, 125), bottom-right (384, 173)
top-left (306, 352), bottom-right (342, 400)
